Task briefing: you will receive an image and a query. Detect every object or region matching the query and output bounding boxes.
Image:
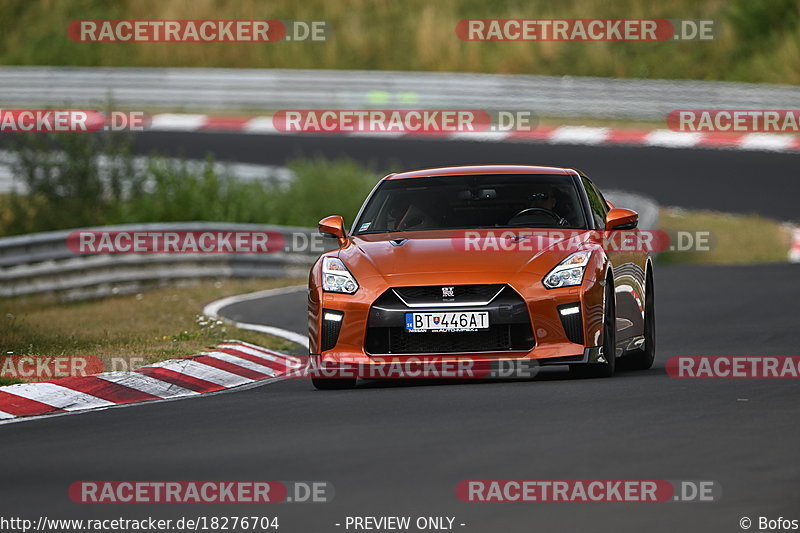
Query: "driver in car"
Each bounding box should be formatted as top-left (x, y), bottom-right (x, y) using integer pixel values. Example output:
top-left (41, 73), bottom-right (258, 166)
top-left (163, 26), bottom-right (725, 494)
top-left (508, 185), bottom-right (568, 226)
top-left (527, 186), bottom-right (557, 211)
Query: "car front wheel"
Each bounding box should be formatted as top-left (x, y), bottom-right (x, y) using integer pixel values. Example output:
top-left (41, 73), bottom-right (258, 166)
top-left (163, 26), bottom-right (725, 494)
top-left (626, 269), bottom-right (656, 370)
top-left (571, 275), bottom-right (616, 378)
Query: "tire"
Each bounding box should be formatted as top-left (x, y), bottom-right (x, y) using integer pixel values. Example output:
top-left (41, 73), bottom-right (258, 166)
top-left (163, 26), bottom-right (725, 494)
top-left (626, 268), bottom-right (656, 370)
top-left (571, 275), bottom-right (616, 378)
top-left (312, 376), bottom-right (357, 390)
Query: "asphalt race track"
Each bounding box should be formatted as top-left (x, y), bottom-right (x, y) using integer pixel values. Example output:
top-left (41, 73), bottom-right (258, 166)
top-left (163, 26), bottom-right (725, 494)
top-left (126, 132), bottom-right (800, 221)
top-left (0, 135), bottom-right (798, 533)
top-left (2, 131), bottom-right (797, 219)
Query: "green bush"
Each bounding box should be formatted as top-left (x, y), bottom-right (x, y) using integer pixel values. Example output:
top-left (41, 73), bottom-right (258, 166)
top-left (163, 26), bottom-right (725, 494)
top-left (0, 132), bottom-right (383, 235)
top-left (726, 0), bottom-right (799, 52)
top-left (272, 158), bottom-right (380, 226)
top-left (5, 130), bottom-right (140, 233)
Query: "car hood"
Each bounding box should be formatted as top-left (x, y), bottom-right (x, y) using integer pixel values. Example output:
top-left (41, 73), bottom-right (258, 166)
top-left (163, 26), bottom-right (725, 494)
top-left (341, 229), bottom-right (591, 279)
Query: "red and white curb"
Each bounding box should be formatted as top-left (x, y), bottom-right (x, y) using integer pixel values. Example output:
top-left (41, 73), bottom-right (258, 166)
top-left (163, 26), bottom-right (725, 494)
top-left (0, 340), bottom-right (302, 424)
top-left (149, 114), bottom-right (800, 153)
top-left (790, 227), bottom-right (800, 264)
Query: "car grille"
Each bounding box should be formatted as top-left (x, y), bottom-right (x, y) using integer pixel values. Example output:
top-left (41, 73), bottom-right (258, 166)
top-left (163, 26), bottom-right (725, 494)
top-left (393, 284), bottom-right (503, 305)
top-left (385, 325), bottom-right (526, 354)
top-left (366, 285), bottom-right (535, 355)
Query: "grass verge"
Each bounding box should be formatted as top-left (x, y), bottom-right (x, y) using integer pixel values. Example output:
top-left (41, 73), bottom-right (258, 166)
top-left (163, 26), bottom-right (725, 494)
top-left (657, 208), bottom-right (793, 265)
top-left (0, 278), bottom-right (305, 385)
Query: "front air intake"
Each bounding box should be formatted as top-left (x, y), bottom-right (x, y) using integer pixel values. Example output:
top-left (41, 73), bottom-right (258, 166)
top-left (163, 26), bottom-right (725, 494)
top-left (321, 310), bottom-right (344, 351)
top-left (557, 303), bottom-right (584, 344)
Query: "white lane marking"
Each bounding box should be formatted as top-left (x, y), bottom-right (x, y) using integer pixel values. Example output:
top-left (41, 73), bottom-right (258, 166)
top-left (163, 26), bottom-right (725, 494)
top-left (203, 285), bottom-right (307, 318)
top-left (644, 130), bottom-right (703, 147)
top-left (149, 113), bottom-right (208, 131)
top-left (549, 126), bottom-right (609, 145)
top-left (222, 323), bottom-right (308, 350)
top-left (0, 410), bottom-right (15, 419)
top-left (144, 359), bottom-right (252, 387)
top-left (449, 131), bottom-right (512, 142)
top-left (203, 285), bottom-right (310, 349)
top-left (739, 133), bottom-right (795, 151)
top-left (244, 117), bottom-right (281, 133)
top-left (96, 371), bottom-right (197, 399)
top-left (0, 383), bottom-right (115, 411)
top-left (201, 351), bottom-right (279, 376)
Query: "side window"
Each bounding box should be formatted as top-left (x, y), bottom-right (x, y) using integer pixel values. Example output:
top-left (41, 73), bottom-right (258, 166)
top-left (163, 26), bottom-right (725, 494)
top-left (581, 177), bottom-right (608, 228)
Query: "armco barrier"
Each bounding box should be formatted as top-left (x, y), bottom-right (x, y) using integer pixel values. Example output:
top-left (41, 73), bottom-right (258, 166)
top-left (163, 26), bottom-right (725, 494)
top-left (0, 222), bottom-right (336, 300)
top-left (0, 67), bottom-right (798, 120)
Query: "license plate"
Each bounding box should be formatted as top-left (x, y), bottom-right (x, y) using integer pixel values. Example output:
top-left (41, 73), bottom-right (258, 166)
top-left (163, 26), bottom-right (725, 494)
top-left (405, 311), bottom-right (490, 333)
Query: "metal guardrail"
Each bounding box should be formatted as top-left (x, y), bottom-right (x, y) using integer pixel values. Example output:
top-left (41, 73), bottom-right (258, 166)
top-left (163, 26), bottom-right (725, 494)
top-left (0, 67), bottom-right (798, 120)
top-left (0, 192), bottom-right (657, 300)
top-left (0, 222), bottom-right (334, 300)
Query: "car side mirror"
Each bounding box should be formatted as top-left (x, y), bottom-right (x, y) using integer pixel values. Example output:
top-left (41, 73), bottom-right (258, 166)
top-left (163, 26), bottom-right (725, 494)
top-left (319, 215), bottom-right (348, 243)
top-left (605, 208), bottom-right (639, 230)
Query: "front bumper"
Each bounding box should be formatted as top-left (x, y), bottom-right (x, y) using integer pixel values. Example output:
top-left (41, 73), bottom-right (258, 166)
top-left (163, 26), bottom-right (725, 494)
top-left (309, 274), bottom-right (606, 366)
top-left (307, 346), bottom-right (606, 380)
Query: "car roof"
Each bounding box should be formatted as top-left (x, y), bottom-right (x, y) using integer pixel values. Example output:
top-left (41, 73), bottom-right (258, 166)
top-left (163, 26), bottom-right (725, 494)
top-left (385, 165), bottom-right (576, 180)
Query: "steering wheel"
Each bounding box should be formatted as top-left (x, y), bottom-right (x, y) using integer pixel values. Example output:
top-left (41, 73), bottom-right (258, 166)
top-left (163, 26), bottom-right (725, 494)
top-left (508, 207), bottom-right (565, 226)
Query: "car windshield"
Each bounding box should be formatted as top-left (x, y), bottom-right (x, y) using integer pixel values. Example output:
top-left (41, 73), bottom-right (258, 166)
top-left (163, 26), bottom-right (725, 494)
top-left (354, 174), bottom-right (588, 234)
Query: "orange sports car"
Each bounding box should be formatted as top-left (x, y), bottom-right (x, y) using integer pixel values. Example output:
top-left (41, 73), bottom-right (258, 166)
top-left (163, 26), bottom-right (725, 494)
top-left (308, 165), bottom-right (655, 389)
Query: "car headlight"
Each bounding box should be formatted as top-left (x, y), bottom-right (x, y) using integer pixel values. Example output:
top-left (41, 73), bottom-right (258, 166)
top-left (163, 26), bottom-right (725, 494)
top-left (542, 251), bottom-right (591, 289)
top-left (322, 257), bottom-right (359, 294)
